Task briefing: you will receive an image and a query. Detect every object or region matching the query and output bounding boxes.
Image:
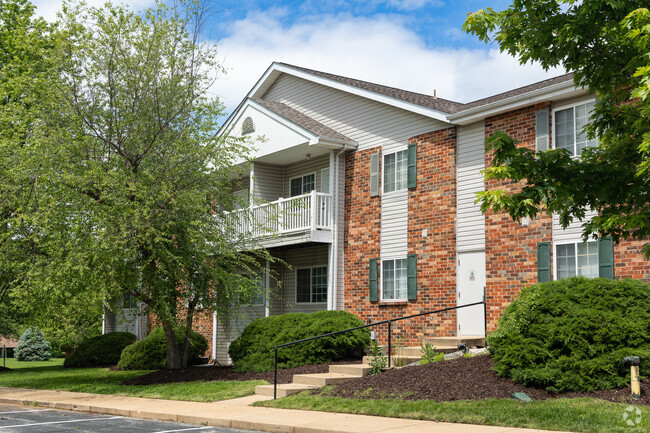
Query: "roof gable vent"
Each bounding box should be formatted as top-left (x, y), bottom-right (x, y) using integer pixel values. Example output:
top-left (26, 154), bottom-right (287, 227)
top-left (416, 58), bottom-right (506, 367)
top-left (241, 116), bottom-right (255, 135)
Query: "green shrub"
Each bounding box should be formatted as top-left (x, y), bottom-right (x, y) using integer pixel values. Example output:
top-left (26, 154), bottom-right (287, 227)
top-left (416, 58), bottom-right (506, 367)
top-left (229, 310), bottom-right (370, 372)
top-left (64, 332), bottom-right (136, 368)
top-left (16, 327), bottom-right (52, 361)
top-left (488, 277), bottom-right (650, 393)
top-left (118, 327), bottom-right (208, 370)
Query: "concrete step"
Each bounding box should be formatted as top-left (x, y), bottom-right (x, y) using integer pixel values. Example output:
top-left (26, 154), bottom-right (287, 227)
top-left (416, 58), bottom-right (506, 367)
top-left (362, 354), bottom-right (421, 365)
top-left (292, 372), bottom-right (359, 387)
top-left (255, 383), bottom-right (318, 397)
top-left (423, 336), bottom-right (485, 347)
top-left (328, 364), bottom-right (371, 376)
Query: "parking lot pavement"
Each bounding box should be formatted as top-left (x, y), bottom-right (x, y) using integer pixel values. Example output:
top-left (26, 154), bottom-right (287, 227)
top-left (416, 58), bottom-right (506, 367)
top-left (0, 404), bottom-right (264, 433)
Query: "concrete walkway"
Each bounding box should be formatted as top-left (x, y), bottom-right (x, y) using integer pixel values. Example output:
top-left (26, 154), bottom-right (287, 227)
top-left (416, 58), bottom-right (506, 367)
top-left (0, 387), bottom-right (573, 433)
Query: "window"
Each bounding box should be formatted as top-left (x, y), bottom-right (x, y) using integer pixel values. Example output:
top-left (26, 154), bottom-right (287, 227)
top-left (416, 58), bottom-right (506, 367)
top-left (556, 241), bottom-right (599, 279)
top-left (122, 295), bottom-right (137, 309)
top-left (384, 150), bottom-right (407, 193)
top-left (296, 266), bottom-right (327, 303)
top-left (554, 101), bottom-right (597, 156)
top-left (382, 258), bottom-right (407, 300)
top-left (290, 174), bottom-right (315, 197)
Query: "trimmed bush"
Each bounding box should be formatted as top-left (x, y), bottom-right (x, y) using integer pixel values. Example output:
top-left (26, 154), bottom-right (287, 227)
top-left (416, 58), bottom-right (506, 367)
top-left (488, 277), bottom-right (650, 393)
top-left (229, 310), bottom-right (370, 372)
top-left (118, 327), bottom-right (208, 370)
top-left (16, 328), bottom-right (52, 361)
top-left (63, 332), bottom-right (136, 368)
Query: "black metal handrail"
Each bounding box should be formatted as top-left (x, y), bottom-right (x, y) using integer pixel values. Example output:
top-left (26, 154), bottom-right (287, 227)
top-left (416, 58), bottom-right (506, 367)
top-left (271, 288), bottom-right (487, 399)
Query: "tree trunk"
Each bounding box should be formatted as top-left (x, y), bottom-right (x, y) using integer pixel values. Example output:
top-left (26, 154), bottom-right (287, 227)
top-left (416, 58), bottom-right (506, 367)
top-left (161, 319), bottom-right (182, 369)
top-left (181, 302), bottom-right (195, 368)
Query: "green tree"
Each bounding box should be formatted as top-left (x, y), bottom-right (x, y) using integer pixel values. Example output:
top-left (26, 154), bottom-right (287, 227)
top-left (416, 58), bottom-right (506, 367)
top-left (36, 0), bottom-right (270, 369)
top-left (464, 1), bottom-right (650, 255)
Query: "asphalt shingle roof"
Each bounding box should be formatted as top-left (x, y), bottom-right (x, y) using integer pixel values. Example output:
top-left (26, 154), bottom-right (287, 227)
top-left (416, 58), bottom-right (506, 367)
top-left (254, 98), bottom-right (355, 143)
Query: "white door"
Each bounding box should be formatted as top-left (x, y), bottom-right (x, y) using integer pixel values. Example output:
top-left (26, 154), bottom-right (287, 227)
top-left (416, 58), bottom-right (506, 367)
top-left (457, 251), bottom-right (486, 336)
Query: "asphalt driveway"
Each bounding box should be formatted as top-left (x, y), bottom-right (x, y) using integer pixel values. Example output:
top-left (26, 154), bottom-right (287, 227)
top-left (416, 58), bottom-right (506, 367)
top-left (0, 404), bottom-right (264, 433)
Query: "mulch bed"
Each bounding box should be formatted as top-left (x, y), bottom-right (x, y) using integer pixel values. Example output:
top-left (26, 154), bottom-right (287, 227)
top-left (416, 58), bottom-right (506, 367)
top-left (315, 355), bottom-right (650, 405)
top-left (121, 359), bottom-right (362, 386)
top-left (0, 367), bottom-right (11, 372)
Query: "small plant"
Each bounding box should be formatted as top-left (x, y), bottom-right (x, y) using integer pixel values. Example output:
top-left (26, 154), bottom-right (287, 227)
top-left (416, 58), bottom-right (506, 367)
top-left (433, 352), bottom-right (446, 362)
top-left (419, 343), bottom-right (438, 365)
top-left (16, 328), bottom-right (52, 361)
top-left (367, 340), bottom-right (387, 375)
top-left (391, 337), bottom-right (408, 367)
top-left (463, 351), bottom-right (474, 358)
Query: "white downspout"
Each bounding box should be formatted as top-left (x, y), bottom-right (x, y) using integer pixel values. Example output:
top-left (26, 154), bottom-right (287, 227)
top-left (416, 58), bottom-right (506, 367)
top-left (331, 145), bottom-right (351, 311)
top-left (212, 311), bottom-right (217, 361)
top-left (265, 258), bottom-right (271, 317)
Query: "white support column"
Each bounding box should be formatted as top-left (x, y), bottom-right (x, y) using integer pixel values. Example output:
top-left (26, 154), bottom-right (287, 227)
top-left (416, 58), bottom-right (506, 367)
top-left (212, 311), bottom-right (217, 361)
top-left (265, 258), bottom-right (271, 317)
top-left (249, 164), bottom-right (255, 206)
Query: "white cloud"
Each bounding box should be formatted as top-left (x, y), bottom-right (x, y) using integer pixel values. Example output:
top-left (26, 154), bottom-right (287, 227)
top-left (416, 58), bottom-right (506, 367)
top-left (383, 0), bottom-right (444, 11)
top-left (212, 11), bottom-right (565, 117)
top-left (31, 0), bottom-right (155, 22)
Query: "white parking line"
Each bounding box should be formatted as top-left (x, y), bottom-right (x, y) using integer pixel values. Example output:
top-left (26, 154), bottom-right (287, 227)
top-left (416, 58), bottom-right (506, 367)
top-left (153, 428), bottom-right (211, 433)
top-left (0, 415), bottom-right (122, 429)
top-left (0, 410), bottom-right (52, 415)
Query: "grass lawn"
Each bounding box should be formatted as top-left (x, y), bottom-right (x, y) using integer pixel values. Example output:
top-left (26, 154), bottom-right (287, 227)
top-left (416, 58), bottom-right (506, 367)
top-left (0, 358), bottom-right (265, 402)
top-left (256, 392), bottom-right (649, 433)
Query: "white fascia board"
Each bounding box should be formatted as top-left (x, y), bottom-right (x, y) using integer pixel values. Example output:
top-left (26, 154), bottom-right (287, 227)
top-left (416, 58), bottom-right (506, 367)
top-left (251, 63), bottom-right (451, 123)
top-left (448, 81), bottom-right (584, 125)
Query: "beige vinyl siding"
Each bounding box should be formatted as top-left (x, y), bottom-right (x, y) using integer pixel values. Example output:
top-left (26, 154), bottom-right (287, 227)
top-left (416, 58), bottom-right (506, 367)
top-left (252, 162), bottom-right (284, 202)
top-left (552, 210), bottom-right (597, 243)
top-left (381, 190), bottom-right (408, 259)
top-left (263, 75), bottom-right (449, 152)
top-left (113, 308), bottom-right (146, 340)
top-left (283, 154), bottom-right (330, 197)
top-left (103, 309), bottom-right (116, 333)
top-left (456, 121), bottom-right (486, 252)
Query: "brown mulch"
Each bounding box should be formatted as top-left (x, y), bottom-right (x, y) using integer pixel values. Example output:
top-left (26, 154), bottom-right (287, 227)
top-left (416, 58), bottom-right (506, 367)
top-left (316, 355), bottom-right (650, 405)
top-left (121, 359), bottom-right (362, 386)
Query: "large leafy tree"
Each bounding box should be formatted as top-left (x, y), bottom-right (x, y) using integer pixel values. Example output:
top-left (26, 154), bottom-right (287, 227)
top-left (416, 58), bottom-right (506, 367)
top-left (39, 0), bottom-right (271, 368)
top-left (464, 1), bottom-right (650, 256)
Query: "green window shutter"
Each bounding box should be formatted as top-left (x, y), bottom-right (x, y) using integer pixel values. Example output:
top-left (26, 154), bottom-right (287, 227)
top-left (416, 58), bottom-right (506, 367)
top-left (537, 242), bottom-right (551, 282)
top-left (598, 236), bottom-right (615, 279)
top-left (407, 142), bottom-right (417, 189)
top-left (369, 258), bottom-right (378, 302)
top-left (535, 109), bottom-right (549, 152)
top-left (370, 153), bottom-right (380, 197)
top-left (407, 253), bottom-right (417, 300)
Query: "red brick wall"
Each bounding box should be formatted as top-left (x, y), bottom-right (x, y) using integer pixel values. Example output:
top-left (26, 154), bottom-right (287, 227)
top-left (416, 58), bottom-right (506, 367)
top-left (343, 128), bottom-right (458, 346)
top-left (484, 103), bottom-right (553, 333)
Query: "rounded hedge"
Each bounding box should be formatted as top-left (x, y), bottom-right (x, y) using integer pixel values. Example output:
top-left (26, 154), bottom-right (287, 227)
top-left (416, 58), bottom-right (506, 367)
top-left (229, 310), bottom-right (370, 372)
top-left (64, 332), bottom-right (136, 368)
top-left (488, 277), bottom-right (650, 393)
top-left (16, 327), bottom-right (52, 361)
top-left (118, 327), bottom-right (208, 370)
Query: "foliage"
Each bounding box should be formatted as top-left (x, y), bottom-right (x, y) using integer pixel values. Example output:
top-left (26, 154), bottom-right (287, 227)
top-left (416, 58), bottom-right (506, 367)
top-left (15, 327), bottom-right (51, 361)
top-left (464, 2), bottom-right (650, 256)
top-left (63, 332), bottom-right (136, 368)
top-left (419, 343), bottom-right (439, 365)
top-left (228, 311), bottom-right (370, 372)
top-left (368, 340), bottom-right (388, 375)
top-left (118, 327), bottom-right (207, 370)
top-left (488, 277), bottom-right (650, 393)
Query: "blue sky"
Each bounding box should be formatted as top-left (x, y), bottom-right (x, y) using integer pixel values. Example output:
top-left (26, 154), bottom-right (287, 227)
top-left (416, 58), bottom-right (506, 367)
top-left (32, 0), bottom-right (564, 116)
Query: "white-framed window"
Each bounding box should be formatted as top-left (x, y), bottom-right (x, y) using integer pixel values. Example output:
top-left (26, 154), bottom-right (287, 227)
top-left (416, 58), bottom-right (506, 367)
top-left (383, 150), bottom-right (407, 193)
top-left (553, 100), bottom-right (597, 156)
top-left (290, 173), bottom-right (315, 197)
top-left (555, 241), bottom-right (599, 279)
top-left (382, 258), bottom-right (407, 300)
top-left (296, 266), bottom-right (327, 303)
top-left (122, 294), bottom-right (138, 309)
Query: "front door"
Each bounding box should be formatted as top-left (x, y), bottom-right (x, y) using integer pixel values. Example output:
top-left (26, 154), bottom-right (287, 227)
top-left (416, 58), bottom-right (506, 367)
top-left (456, 251), bottom-right (486, 336)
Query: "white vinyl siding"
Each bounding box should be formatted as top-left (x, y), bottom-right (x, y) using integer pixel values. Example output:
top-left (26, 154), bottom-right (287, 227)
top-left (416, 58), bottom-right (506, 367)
top-left (381, 190), bottom-right (408, 259)
top-left (552, 210), bottom-right (598, 243)
top-left (251, 162), bottom-right (283, 202)
top-left (334, 152), bottom-right (346, 310)
top-left (263, 75), bottom-right (449, 153)
top-left (456, 121), bottom-right (486, 252)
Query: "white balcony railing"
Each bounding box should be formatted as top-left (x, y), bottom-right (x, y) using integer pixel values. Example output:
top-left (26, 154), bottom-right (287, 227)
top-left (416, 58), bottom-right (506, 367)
top-left (226, 191), bottom-right (333, 240)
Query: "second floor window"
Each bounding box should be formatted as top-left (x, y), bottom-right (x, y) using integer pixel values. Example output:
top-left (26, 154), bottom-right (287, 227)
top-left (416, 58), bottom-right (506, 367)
top-left (384, 150), bottom-right (407, 193)
top-left (554, 101), bottom-right (597, 156)
top-left (290, 174), bottom-right (315, 197)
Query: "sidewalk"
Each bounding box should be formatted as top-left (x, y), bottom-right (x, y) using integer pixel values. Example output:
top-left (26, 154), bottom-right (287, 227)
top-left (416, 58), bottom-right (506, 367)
top-left (0, 387), bottom-right (573, 433)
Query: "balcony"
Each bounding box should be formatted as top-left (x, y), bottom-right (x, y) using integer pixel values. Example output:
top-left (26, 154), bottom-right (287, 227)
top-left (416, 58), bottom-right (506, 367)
top-left (227, 191), bottom-right (333, 248)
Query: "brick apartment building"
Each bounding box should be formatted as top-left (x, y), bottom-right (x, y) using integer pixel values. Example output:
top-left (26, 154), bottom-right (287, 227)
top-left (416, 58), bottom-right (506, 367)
top-left (104, 63), bottom-right (649, 362)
